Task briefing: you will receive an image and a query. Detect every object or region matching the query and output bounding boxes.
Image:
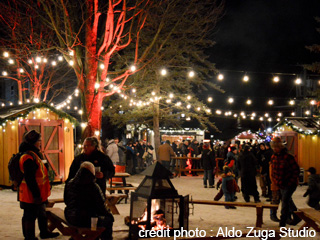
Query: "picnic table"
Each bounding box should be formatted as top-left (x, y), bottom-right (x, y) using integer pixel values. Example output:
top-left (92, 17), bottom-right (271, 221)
top-left (107, 172), bottom-right (136, 203)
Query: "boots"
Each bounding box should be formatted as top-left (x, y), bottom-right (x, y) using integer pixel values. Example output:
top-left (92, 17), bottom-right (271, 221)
top-left (270, 213), bottom-right (280, 222)
top-left (38, 215), bottom-right (60, 239)
top-left (22, 219), bottom-right (38, 240)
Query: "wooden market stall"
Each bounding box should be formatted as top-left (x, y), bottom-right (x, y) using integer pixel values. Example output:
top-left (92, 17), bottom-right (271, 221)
top-left (274, 117), bottom-right (320, 182)
top-left (0, 103), bottom-right (77, 187)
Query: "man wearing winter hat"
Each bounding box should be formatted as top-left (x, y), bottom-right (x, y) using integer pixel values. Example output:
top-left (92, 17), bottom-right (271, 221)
top-left (19, 130), bottom-right (60, 239)
top-left (270, 137), bottom-right (301, 227)
top-left (303, 167), bottom-right (320, 210)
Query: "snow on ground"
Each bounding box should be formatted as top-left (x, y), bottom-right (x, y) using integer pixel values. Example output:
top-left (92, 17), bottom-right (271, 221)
top-left (1, 174), bottom-right (319, 240)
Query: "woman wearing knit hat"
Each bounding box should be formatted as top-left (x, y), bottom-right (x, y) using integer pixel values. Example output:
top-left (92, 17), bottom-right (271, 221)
top-left (18, 130), bottom-right (60, 239)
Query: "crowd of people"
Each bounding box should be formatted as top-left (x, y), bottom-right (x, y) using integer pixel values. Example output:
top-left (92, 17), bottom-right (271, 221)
top-left (16, 130), bottom-right (320, 239)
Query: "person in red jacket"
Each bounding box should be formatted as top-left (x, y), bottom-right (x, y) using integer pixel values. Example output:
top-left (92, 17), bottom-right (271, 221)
top-left (19, 130), bottom-right (60, 240)
top-left (270, 137), bottom-right (301, 227)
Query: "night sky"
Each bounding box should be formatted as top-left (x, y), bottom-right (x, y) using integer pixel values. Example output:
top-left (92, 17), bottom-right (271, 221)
top-left (206, 0), bottom-right (320, 137)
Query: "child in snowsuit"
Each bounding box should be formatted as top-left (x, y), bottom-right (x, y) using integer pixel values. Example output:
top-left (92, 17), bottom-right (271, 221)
top-left (216, 166), bottom-right (238, 209)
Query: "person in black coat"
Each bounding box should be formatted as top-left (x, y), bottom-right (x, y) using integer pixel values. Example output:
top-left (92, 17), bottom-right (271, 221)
top-left (200, 143), bottom-right (215, 188)
top-left (238, 145), bottom-right (260, 203)
top-left (66, 137), bottom-right (115, 195)
top-left (303, 167), bottom-right (320, 210)
top-left (64, 161), bottom-right (114, 239)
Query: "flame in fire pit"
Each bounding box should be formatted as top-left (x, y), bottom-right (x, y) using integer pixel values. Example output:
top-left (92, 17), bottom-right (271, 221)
top-left (136, 199), bottom-right (170, 230)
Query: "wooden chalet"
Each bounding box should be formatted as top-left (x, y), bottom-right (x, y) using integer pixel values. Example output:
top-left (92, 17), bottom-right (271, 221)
top-left (0, 103), bottom-right (77, 187)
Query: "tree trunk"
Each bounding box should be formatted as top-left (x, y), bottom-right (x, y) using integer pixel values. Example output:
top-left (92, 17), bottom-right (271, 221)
top-left (153, 96), bottom-right (160, 161)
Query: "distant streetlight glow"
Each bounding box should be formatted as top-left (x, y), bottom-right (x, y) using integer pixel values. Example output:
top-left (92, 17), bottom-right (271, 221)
top-left (243, 75), bottom-right (249, 82)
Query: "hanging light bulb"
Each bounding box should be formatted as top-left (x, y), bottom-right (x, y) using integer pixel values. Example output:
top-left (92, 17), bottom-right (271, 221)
top-left (19, 68), bottom-right (24, 73)
top-left (273, 76), bottom-right (280, 83)
top-left (228, 98), bottom-right (234, 104)
top-left (69, 60), bottom-right (74, 66)
top-left (160, 69), bottom-right (167, 76)
top-left (216, 110), bottom-right (222, 115)
top-left (188, 71), bottom-right (195, 78)
top-left (187, 95), bottom-right (192, 100)
top-left (207, 97), bottom-right (213, 102)
top-left (218, 74), bottom-right (224, 81)
top-left (295, 78), bottom-right (302, 85)
top-left (36, 57), bottom-right (41, 63)
top-left (3, 52), bottom-right (9, 57)
top-left (268, 99), bottom-right (274, 105)
top-left (28, 59), bottom-right (33, 64)
top-left (169, 93), bottom-right (174, 98)
top-left (130, 65), bottom-right (136, 72)
top-left (58, 56), bottom-right (63, 61)
top-left (52, 61), bottom-right (57, 66)
top-left (246, 99), bottom-right (252, 105)
top-left (289, 100), bottom-right (295, 105)
top-left (243, 75), bottom-right (249, 82)
top-left (8, 59), bottom-right (14, 64)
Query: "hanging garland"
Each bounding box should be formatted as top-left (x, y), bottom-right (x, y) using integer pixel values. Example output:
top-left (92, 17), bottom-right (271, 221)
top-left (0, 102), bottom-right (78, 126)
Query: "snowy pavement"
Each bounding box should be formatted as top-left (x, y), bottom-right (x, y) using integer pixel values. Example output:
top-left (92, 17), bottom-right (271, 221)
top-left (1, 174), bottom-right (319, 240)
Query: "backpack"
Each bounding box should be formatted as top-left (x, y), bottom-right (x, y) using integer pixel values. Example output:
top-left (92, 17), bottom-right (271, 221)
top-left (8, 151), bottom-right (35, 187)
top-left (8, 152), bottom-right (24, 187)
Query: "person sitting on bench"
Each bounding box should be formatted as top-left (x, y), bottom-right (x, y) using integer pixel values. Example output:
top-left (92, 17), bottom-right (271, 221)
top-left (64, 161), bottom-right (114, 240)
top-left (303, 167), bottom-right (320, 210)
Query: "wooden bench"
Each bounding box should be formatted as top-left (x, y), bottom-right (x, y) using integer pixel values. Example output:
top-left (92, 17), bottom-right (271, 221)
top-left (295, 208), bottom-right (320, 232)
top-left (47, 198), bottom-right (64, 208)
top-left (105, 193), bottom-right (128, 215)
top-left (46, 207), bottom-right (105, 240)
top-left (47, 194), bottom-right (128, 215)
top-left (191, 200), bottom-right (278, 228)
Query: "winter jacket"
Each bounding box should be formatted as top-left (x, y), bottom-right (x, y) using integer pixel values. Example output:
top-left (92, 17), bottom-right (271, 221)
top-left (237, 150), bottom-right (258, 178)
top-left (106, 140), bottom-right (119, 164)
top-left (66, 150), bottom-right (115, 194)
top-left (200, 149), bottom-right (215, 170)
top-left (304, 174), bottom-right (320, 199)
top-left (64, 167), bottom-right (113, 227)
top-left (18, 142), bottom-right (50, 204)
top-left (222, 174), bottom-right (236, 194)
top-left (157, 143), bottom-right (175, 162)
top-left (271, 148), bottom-right (299, 189)
top-left (189, 141), bottom-right (199, 156)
